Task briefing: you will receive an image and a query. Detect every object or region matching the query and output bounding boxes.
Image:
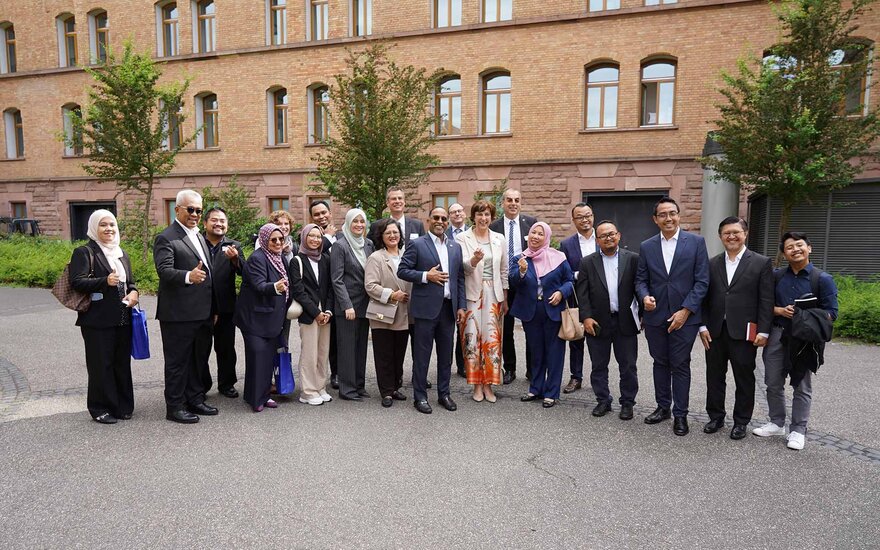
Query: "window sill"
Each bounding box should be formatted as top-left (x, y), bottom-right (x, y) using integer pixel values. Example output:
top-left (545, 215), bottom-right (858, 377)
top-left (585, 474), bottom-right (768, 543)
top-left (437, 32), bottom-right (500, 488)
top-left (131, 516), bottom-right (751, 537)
top-left (434, 133), bottom-right (513, 140)
top-left (579, 125), bottom-right (678, 134)
top-left (61, 154), bottom-right (84, 159)
top-left (304, 142), bottom-right (327, 148)
top-left (0, 156), bottom-right (26, 162)
top-left (179, 147), bottom-right (222, 153)
top-left (265, 144), bottom-right (291, 149)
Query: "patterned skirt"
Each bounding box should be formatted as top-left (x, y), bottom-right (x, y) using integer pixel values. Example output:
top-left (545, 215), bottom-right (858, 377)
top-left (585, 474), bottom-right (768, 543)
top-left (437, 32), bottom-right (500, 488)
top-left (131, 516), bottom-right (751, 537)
top-left (461, 280), bottom-right (504, 386)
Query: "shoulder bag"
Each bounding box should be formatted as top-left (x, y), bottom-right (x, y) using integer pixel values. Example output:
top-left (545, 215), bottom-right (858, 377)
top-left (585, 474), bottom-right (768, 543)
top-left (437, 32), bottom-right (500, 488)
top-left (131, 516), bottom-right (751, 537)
top-left (286, 255), bottom-right (304, 320)
top-left (52, 246), bottom-right (94, 312)
top-left (558, 291), bottom-right (585, 341)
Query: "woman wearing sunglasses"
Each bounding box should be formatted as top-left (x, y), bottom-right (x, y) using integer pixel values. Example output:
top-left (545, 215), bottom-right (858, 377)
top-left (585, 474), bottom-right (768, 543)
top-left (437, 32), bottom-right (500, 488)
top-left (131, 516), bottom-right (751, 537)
top-left (234, 223), bottom-right (293, 412)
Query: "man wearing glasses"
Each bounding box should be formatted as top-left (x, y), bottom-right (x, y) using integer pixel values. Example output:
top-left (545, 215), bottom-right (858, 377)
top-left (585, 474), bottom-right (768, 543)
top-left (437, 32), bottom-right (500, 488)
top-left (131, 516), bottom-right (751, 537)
top-left (635, 197), bottom-right (709, 436)
top-left (559, 202), bottom-right (598, 393)
top-left (154, 189), bottom-right (218, 424)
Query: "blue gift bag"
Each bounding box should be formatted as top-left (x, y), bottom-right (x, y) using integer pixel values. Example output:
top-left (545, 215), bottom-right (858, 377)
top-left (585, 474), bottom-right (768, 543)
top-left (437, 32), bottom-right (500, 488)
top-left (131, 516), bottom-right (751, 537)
top-left (274, 348), bottom-right (295, 395)
top-left (131, 307), bottom-right (150, 360)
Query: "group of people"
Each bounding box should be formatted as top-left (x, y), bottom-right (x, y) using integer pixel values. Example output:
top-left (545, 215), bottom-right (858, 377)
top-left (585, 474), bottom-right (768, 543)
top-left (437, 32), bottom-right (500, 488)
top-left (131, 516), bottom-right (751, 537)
top-left (69, 188), bottom-right (838, 451)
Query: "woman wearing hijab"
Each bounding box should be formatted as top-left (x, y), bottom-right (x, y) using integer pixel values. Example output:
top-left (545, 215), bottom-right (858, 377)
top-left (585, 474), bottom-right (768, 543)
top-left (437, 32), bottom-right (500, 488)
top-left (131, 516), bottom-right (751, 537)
top-left (330, 208), bottom-right (374, 401)
top-left (234, 223), bottom-right (292, 412)
top-left (70, 209), bottom-right (139, 424)
top-left (364, 218), bottom-right (412, 408)
top-left (509, 222), bottom-right (574, 408)
top-left (289, 223), bottom-right (335, 406)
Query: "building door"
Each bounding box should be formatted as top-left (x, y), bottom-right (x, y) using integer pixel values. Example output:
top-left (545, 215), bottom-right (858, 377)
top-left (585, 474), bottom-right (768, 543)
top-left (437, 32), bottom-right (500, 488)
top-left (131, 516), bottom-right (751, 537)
top-left (69, 202), bottom-right (116, 241)
top-left (582, 192), bottom-right (665, 251)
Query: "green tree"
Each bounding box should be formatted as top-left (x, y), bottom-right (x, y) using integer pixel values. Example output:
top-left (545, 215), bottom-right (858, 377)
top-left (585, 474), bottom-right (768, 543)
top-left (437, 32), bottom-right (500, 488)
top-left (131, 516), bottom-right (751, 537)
top-left (201, 176), bottom-right (265, 245)
top-left (312, 43), bottom-right (442, 221)
top-left (65, 41), bottom-right (197, 259)
top-left (702, 0), bottom-right (880, 245)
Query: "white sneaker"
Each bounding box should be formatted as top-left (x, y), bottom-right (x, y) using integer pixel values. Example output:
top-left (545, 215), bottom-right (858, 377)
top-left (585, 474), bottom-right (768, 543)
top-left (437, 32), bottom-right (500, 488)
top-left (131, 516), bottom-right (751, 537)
top-left (787, 431), bottom-right (805, 450)
top-left (299, 396), bottom-right (324, 406)
top-left (319, 390), bottom-right (333, 402)
top-left (752, 422), bottom-right (786, 437)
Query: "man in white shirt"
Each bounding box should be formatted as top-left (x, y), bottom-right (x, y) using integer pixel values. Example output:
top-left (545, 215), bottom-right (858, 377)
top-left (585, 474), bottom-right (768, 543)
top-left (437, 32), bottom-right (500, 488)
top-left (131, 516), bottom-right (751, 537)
top-left (372, 187), bottom-right (424, 248)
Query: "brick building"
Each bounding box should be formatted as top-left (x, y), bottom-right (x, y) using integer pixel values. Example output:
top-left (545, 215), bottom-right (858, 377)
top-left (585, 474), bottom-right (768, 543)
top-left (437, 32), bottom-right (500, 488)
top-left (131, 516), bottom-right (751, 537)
top-left (1, 0), bottom-right (878, 265)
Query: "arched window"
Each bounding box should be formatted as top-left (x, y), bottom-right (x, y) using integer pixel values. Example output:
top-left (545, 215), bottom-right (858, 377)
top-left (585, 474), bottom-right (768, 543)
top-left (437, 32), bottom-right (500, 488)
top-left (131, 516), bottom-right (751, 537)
top-left (434, 75), bottom-right (461, 136)
top-left (56, 14), bottom-right (78, 67)
top-left (156, 2), bottom-right (179, 57)
top-left (1, 23), bottom-right (15, 74)
top-left (830, 43), bottom-right (873, 116)
top-left (160, 99), bottom-right (183, 150)
top-left (351, 0), bottom-right (371, 37)
top-left (482, 71), bottom-right (511, 134)
top-left (483, 0), bottom-right (512, 22)
top-left (88, 10), bottom-right (109, 63)
top-left (309, 85), bottom-right (330, 143)
top-left (434, 0), bottom-right (462, 28)
top-left (640, 60), bottom-right (676, 126)
top-left (193, 0), bottom-right (216, 53)
top-left (309, 0), bottom-right (329, 41)
top-left (267, 0), bottom-right (287, 45)
top-left (585, 64), bottom-right (619, 129)
top-left (195, 93), bottom-right (219, 148)
top-left (267, 87), bottom-right (289, 145)
top-left (3, 108), bottom-right (24, 159)
top-left (62, 104), bottom-right (84, 156)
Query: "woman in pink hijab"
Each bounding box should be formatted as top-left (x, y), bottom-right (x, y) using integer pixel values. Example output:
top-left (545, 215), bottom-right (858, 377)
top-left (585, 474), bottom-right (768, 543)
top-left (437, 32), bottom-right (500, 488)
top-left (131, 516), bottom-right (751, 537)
top-left (508, 221), bottom-right (575, 408)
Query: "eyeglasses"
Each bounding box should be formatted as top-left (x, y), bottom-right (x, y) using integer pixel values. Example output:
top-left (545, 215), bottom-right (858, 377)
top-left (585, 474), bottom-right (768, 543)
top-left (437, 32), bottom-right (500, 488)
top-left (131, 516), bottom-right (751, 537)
top-left (574, 215), bottom-right (594, 221)
top-left (654, 211), bottom-right (679, 220)
top-left (432, 215), bottom-right (448, 222)
top-left (598, 231), bottom-right (619, 240)
top-left (268, 237), bottom-right (285, 244)
top-left (721, 230), bottom-right (745, 238)
top-left (181, 206), bottom-right (203, 215)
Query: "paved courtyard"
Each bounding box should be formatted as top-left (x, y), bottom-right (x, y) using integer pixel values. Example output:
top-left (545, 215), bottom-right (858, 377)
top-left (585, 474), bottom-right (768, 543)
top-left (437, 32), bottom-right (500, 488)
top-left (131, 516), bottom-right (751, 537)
top-left (0, 287), bottom-right (878, 548)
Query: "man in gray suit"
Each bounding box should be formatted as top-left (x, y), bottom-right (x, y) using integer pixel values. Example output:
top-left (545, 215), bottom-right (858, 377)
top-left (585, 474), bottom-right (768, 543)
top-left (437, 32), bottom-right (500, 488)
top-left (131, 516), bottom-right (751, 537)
top-left (576, 221), bottom-right (641, 420)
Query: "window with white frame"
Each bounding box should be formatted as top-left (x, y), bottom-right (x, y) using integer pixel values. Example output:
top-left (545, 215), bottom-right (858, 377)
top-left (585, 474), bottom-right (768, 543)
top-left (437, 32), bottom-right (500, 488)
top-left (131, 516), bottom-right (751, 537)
top-left (156, 2), bottom-right (180, 57)
top-left (192, 0), bottom-right (216, 53)
top-left (589, 0), bottom-right (620, 11)
top-left (640, 60), bottom-right (676, 126)
top-left (434, 75), bottom-right (461, 136)
top-left (308, 85), bottom-right (330, 143)
top-left (308, 0), bottom-right (329, 41)
top-left (350, 0), bottom-right (371, 36)
top-left (434, 0), bottom-right (462, 28)
top-left (267, 87), bottom-right (289, 145)
top-left (585, 64), bottom-right (619, 129)
top-left (0, 23), bottom-right (16, 74)
top-left (62, 104), bottom-right (84, 156)
top-left (56, 14), bottom-right (78, 67)
top-left (88, 10), bottom-right (109, 63)
top-left (482, 72), bottom-right (511, 134)
top-left (4, 108), bottom-right (24, 159)
top-left (195, 93), bottom-right (219, 148)
top-left (267, 0), bottom-right (287, 45)
top-left (483, 0), bottom-right (512, 22)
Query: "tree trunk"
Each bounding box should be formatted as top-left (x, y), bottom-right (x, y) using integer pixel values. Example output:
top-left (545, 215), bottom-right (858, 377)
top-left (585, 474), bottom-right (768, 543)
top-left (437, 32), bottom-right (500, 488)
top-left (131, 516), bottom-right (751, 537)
top-left (775, 198), bottom-right (793, 267)
top-left (141, 178), bottom-right (154, 263)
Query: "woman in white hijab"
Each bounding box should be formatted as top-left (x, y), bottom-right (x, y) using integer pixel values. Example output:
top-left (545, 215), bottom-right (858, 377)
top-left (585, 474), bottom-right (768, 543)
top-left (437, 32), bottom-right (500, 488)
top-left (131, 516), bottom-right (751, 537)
top-left (70, 209), bottom-right (139, 424)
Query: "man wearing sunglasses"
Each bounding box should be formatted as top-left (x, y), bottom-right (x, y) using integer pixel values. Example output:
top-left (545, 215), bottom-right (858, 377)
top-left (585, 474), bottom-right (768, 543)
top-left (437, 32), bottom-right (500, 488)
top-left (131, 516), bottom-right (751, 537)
top-left (154, 189), bottom-right (218, 424)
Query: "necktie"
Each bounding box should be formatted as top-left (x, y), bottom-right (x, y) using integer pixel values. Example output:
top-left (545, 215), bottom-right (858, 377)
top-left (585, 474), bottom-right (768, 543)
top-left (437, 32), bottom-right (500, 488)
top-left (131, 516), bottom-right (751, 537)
top-left (508, 220), bottom-right (515, 259)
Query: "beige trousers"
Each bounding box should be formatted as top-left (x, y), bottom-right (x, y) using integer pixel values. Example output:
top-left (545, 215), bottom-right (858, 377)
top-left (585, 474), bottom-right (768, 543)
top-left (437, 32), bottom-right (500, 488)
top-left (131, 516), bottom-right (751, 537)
top-left (299, 320), bottom-right (331, 400)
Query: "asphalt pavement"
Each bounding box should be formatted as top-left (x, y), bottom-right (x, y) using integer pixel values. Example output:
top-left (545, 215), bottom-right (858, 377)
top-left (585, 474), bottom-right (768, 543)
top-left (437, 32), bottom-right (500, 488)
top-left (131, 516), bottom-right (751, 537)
top-left (1, 287), bottom-right (878, 548)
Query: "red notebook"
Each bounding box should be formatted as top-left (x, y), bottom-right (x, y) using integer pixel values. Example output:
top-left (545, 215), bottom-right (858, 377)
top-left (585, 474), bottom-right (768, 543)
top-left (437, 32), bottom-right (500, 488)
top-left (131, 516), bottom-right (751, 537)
top-left (746, 322), bottom-right (758, 342)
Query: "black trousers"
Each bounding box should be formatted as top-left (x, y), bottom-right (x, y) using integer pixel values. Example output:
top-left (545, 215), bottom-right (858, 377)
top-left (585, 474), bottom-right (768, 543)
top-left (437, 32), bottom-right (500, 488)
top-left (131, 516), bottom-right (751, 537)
top-left (705, 322), bottom-right (758, 425)
top-left (242, 331), bottom-right (276, 409)
top-left (205, 312), bottom-right (238, 392)
top-left (585, 313), bottom-right (639, 406)
top-left (371, 328), bottom-right (409, 397)
top-left (329, 316), bottom-right (338, 376)
top-left (81, 325), bottom-right (134, 419)
top-left (502, 287), bottom-right (532, 377)
top-left (336, 317), bottom-right (369, 399)
top-left (160, 318), bottom-right (212, 411)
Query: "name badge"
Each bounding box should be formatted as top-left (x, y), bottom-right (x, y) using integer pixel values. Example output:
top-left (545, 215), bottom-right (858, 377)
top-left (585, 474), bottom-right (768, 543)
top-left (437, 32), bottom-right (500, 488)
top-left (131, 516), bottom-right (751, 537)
top-left (90, 293), bottom-right (104, 301)
top-left (409, 233), bottom-right (418, 241)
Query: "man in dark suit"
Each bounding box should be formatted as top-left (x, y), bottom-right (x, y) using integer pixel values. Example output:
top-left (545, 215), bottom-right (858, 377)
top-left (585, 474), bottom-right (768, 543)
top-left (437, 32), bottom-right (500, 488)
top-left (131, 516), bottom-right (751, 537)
top-left (559, 202), bottom-right (597, 394)
top-left (398, 207), bottom-right (467, 414)
top-left (489, 188), bottom-right (537, 384)
top-left (699, 217), bottom-right (774, 440)
top-left (368, 186), bottom-right (425, 248)
top-left (309, 198), bottom-right (341, 389)
top-left (577, 220), bottom-right (641, 420)
top-left (635, 196), bottom-right (709, 436)
top-left (154, 189), bottom-right (218, 424)
top-left (445, 202), bottom-right (469, 376)
top-left (202, 206), bottom-right (244, 399)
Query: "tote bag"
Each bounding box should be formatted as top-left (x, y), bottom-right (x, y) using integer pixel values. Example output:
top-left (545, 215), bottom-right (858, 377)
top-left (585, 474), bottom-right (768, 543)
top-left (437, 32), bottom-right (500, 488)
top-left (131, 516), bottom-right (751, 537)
top-left (130, 307), bottom-right (150, 360)
top-left (274, 348), bottom-right (296, 395)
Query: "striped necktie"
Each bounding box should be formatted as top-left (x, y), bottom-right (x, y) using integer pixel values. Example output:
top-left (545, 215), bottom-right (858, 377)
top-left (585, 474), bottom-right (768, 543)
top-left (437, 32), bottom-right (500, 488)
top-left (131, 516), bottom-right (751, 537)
top-left (508, 220), bottom-right (515, 260)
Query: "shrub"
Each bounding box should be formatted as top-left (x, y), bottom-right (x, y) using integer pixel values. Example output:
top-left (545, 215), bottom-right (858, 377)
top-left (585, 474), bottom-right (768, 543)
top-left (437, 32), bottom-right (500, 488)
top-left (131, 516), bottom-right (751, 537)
top-left (834, 275), bottom-right (880, 344)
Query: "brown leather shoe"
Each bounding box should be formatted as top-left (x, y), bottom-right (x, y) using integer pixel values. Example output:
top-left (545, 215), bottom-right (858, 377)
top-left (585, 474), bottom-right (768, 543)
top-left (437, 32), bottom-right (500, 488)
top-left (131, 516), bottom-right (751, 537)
top-left (563, 378), bottom-right (582, 394)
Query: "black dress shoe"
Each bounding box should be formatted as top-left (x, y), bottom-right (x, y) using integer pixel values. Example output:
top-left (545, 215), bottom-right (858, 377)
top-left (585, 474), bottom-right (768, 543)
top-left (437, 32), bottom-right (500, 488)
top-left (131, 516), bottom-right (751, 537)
top-left (673, 417), bottom-right (689, 436)
top-left (330, 375), bottom-right (339, 390)
top-left (339, 393), bottom-right (363, 401)
top-left (414, 399), bottom-right (432, 414)
top-left (166, 409), bottom-right (199, 424)
top-left (703, 418), bottom-right (725, 434)
top-left (457, 369), bottom-right (466, 378)
top-left (644, 407), bottom-right (671, 424)
top-left (439, 395), bottom-right (457, 411)
top-left (503, 371), bottom-right (516, 385)
top-left (520, 393), bottom-right (540, 402)
top-left (357, 389), bottom-right (371, 398)
top-left (391, 390), bottom-right (407, 401)
top-left (117, 413), bottom-right (132, 420)
top-left (93, 412), bottom-right (117, 424)
top-left (381, 396), bottom-right (393, 408)
top-left (187, 402), bottom-right (218, 416)
top-left (219, 387), bottom-right (239, 398)
top-left (730, 424), bottom-right (748, 440)
top-left (592, 401), bottom-right (612, 417)
top-left (619, 404), bottom-right (634, 421)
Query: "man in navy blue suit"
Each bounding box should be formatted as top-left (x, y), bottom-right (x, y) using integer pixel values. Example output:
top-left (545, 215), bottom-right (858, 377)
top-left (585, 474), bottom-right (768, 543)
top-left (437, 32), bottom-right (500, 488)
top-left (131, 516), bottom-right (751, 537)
top-left (558, 202), bottom-right (597, 393)
top-left (398, 207), bottom-right (467, 415)
top-left (635, 197), bottom-right (709, 436)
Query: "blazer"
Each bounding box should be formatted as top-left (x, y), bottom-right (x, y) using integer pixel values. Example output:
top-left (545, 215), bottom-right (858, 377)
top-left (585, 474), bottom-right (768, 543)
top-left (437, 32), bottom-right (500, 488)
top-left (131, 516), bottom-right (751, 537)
top-left (154, 222), bottom-right (214, 322)
top-left (398, 233), bottom-right (467, 320)
top-left (289, 252), bottom-right (334, 326)
top-left (635, 229), bottom-right (710, 327)
top-left (364, 249), bottom-right (413, 330)
top-left (490, 214), bottom-right (537, 255)
top-left (320, 231), bottom-right (343, 256)
top-left (576, 248), bottom-right (642, 336)
top-left (445, 224), bottom-right (470, 240)
top-left (455, 228), bottom-right (508, 302)
top-left (559, 232), bottom-right (599, 275)
top-left (207, 235), bottom-right (244, 315)
top-left (330, 236), bottom-right (374, 317)
top-left (508, 255), bottom-right (574, 323)
top-left (368, 216), bottom-right (425, 248)
top-left (702, 249), bottom-right (774, 340)
top-left (233, 248), bottom-right (291, 338)
top-left (70, 239), bottom-right (137, 328)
